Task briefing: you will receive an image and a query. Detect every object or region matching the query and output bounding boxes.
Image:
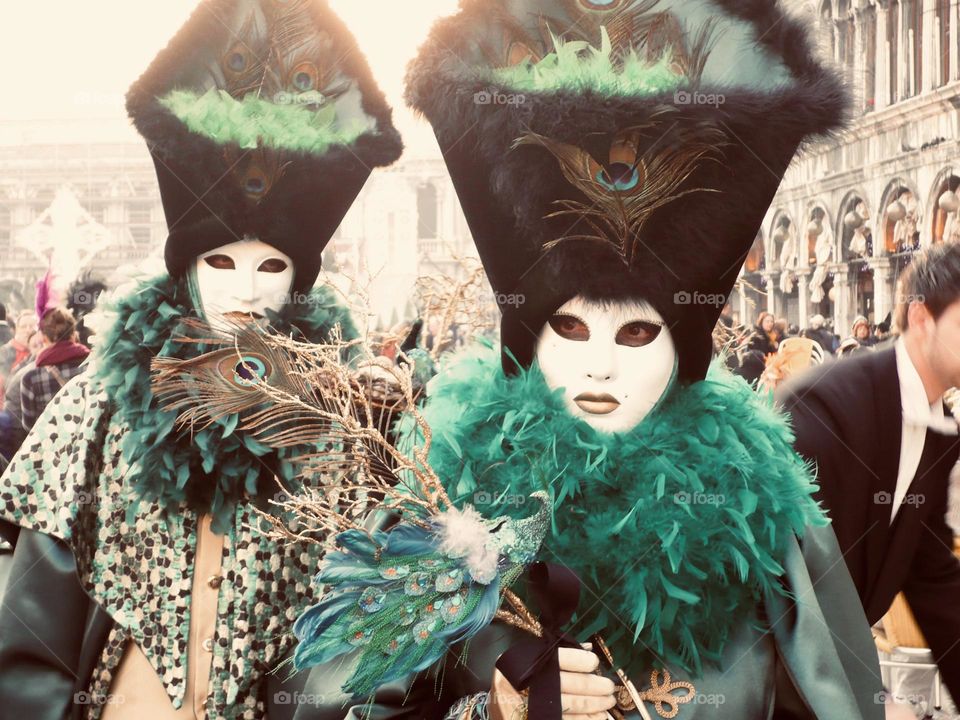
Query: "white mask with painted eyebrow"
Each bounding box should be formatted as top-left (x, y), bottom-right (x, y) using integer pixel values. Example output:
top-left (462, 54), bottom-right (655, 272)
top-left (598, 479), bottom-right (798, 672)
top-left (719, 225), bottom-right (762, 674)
top-left (195, 238), bottom-right (295, 322)
top-left (535, 295), bottom-right (677, 434)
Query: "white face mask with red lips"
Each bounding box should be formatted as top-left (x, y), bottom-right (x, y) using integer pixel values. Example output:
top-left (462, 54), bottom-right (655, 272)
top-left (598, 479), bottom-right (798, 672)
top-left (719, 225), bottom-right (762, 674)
top-left (535, 295), bottom-right (678, 434)
top-left (194, 239), bottom-right (295, 320)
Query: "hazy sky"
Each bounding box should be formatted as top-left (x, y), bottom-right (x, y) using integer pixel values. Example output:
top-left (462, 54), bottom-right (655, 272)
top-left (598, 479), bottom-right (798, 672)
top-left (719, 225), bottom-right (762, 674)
top-left (0, 0), bottom-right (460, 153)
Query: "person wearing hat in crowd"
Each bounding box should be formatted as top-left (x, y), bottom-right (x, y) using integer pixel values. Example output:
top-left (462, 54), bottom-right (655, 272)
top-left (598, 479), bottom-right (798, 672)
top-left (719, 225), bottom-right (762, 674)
top-left (850, 314), bottom-right (877, 348)
top-left (802, 313), bottom-right (837, 355)
top-left (298, 1), bottom-right (881, 718)
top-left (0, 1), bottom-right (401, 717)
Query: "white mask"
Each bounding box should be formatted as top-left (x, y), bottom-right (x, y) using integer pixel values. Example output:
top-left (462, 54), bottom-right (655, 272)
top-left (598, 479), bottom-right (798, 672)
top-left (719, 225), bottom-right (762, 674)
top-left (194, 239), bottom-right (295, 320)
top-left (535, 296), bottom-right (677, 434)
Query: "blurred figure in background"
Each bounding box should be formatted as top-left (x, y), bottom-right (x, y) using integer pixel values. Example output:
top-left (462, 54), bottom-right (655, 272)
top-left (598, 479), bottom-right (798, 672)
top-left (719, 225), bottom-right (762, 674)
top-left (748, 311), bottom-right (781, 356)
top-left (0, 311), bottom-right (38, 379)
top-left (0, 305), bottom-right (11, 347)
top-left (803, 313), bottom-right (838, 354)
top-left (851, 315), bottom-right (877, 348)
top-left (19, 307), bottom-right (88, 431)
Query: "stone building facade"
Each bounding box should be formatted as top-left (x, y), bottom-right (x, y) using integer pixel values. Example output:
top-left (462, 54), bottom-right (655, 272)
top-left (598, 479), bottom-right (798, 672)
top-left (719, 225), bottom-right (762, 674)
top-left (737, 0), bottom-right (960, 338)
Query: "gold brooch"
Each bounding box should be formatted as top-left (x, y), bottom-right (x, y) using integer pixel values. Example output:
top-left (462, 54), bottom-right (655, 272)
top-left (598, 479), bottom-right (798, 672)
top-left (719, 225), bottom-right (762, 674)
top-left (616, 669), bottom-right (696, 719)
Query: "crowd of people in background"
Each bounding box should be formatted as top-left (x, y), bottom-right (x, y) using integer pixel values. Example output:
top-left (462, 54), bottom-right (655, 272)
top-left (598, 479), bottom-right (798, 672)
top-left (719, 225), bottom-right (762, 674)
top-left (0, 302), bottom-right (89, 466)
top-left (722, 304), bottom-right (896, 388)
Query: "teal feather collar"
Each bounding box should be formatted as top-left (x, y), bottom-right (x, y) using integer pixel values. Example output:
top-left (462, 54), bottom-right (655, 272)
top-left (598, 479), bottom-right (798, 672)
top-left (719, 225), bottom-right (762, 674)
top-left (89, 274), bottom-right (356, 532)
top-left (415, 341), bottom-right (827, 676)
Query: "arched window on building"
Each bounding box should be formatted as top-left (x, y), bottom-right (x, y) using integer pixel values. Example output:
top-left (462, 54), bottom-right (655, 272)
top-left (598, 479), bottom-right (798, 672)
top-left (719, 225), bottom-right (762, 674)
top-left (936, 0), bottom-right (952, 86)
top-left (416, 183), bottom-right (439, 240)
top-left (883, 186), bottom-right (920, 254)
top-left (888, 0), bottom-right (900, 104)
top-left (933, 175), bottom-right (960, 245)
top-left (862, 4), bottom-right (877, 111)
top-left (841, 196), bottom-right (872, 260)
top-left (904, 0), bottom-right (923, 97)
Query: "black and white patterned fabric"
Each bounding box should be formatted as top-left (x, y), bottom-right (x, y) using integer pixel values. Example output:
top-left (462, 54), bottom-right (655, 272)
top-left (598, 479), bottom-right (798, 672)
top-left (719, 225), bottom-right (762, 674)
top-left (0, 374), bottom-right (323, 719)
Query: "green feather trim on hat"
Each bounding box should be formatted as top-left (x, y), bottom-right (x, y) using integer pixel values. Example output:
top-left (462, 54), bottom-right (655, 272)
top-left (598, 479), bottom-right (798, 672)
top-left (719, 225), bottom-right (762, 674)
top-left (400, 339), bottom-right (827, 676)
top-left (160, 89), bottom-right (372, 153)
top-left (89, 273), bottom-right (357, 532)
top-left (492, 28), bottom-right (685, 96)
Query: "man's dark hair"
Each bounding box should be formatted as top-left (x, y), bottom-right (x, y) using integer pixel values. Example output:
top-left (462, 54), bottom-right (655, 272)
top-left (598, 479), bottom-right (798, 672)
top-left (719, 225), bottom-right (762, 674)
top-left (895, 243), bottom-right (960, 332)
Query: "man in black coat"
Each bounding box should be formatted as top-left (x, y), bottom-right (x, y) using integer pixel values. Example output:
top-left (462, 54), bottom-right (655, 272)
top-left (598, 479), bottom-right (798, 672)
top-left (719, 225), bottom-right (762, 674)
top-left (778, 243), bottom-right (960, 701)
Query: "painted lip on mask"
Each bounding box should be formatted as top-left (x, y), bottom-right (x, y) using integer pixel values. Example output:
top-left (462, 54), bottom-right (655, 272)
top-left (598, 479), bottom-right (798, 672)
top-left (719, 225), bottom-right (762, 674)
top-left (573, 392), bottom-right (621, 415)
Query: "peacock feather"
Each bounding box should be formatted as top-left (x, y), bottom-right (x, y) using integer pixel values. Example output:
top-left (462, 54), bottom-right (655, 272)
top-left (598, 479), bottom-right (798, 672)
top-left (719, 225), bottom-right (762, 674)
top-left (514, 122), bottom-right (726, 266)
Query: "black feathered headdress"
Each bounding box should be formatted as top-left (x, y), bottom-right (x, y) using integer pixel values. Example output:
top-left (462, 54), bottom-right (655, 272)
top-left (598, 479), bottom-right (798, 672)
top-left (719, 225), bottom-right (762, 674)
top-left (128, 0), bottom-right (403, 292)
top-left (407, 0), bottom-right (848, 382)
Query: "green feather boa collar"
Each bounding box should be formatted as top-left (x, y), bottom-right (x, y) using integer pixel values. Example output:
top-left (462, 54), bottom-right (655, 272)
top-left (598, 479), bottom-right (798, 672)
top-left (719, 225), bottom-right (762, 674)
top-left (90, 274), bottom-right (356, 532)
top-left (414, 341), bottom-right (827, 676)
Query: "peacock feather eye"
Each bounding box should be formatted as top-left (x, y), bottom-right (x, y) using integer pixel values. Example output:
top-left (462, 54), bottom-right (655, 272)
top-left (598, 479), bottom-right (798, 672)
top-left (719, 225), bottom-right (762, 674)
top-left (358, 587), bottom-right (387, 614)
top-left (384, 634), bottom-right (407, 656)
top-left (403, 572), bottom-right (430, 597)
top-left (441, 593), bottom-right (468, 624)
top-left (596, 163), bottom-right (641, 192)
top-left (378, 564), bottom-right (412, 580)
top-left (413, 618), bottom-right (441, 645)
top-left (290, 61), bottom-right (319, 93)
top-left (227, 52), bottom-right (247, 73)
top-left (242, 169), bottom-right (269, 199)
top-left (434, 568), bottom-right (464, 593)
top-left (346, 626), bottom-right (373, 647)
top-left (233, 356), bottom-right (268, 386)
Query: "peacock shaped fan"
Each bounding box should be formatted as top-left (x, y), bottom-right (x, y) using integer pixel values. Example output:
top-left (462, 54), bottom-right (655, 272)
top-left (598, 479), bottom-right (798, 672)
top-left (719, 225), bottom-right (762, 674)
top-left (150, 318), bottom-right (551, 697)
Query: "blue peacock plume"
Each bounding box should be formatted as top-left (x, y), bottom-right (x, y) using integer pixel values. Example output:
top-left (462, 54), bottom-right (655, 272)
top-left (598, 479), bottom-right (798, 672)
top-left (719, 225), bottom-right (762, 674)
top-left (293, 494), bottom-right (549, 696)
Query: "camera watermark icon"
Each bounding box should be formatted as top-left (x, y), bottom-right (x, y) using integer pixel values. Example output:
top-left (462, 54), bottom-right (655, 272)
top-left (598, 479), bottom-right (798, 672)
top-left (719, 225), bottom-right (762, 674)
top-left (873, 491), bottom-right (925, 507)
top-left (474, 89), bottom-right (526, 106)
top-left (673, 291), bottom-right (729, 308)
top-left (273, 691), bottom-right (329, 706)
top-left (673, 89), bottom-right (725, 108)
top-left (674, 491), bottom-right (726, 507)
top-left (74, 691), bottom-right (125, 706)
top-left (273, 90), bottom-right (327, 106)
top-left (473, 491), bottom-right (526, 507)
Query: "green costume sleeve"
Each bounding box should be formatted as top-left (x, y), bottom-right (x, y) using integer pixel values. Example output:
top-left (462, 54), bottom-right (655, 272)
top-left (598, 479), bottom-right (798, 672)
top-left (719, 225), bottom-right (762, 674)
top-left (765, 524), bottom-right (884, 720)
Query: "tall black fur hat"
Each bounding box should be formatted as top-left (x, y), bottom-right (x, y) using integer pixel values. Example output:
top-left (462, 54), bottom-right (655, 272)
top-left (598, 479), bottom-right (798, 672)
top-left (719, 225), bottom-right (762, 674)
top-left (128, 0), bottom-right (403, 292)
top-left (407, 0), bottom-right (847, 382)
